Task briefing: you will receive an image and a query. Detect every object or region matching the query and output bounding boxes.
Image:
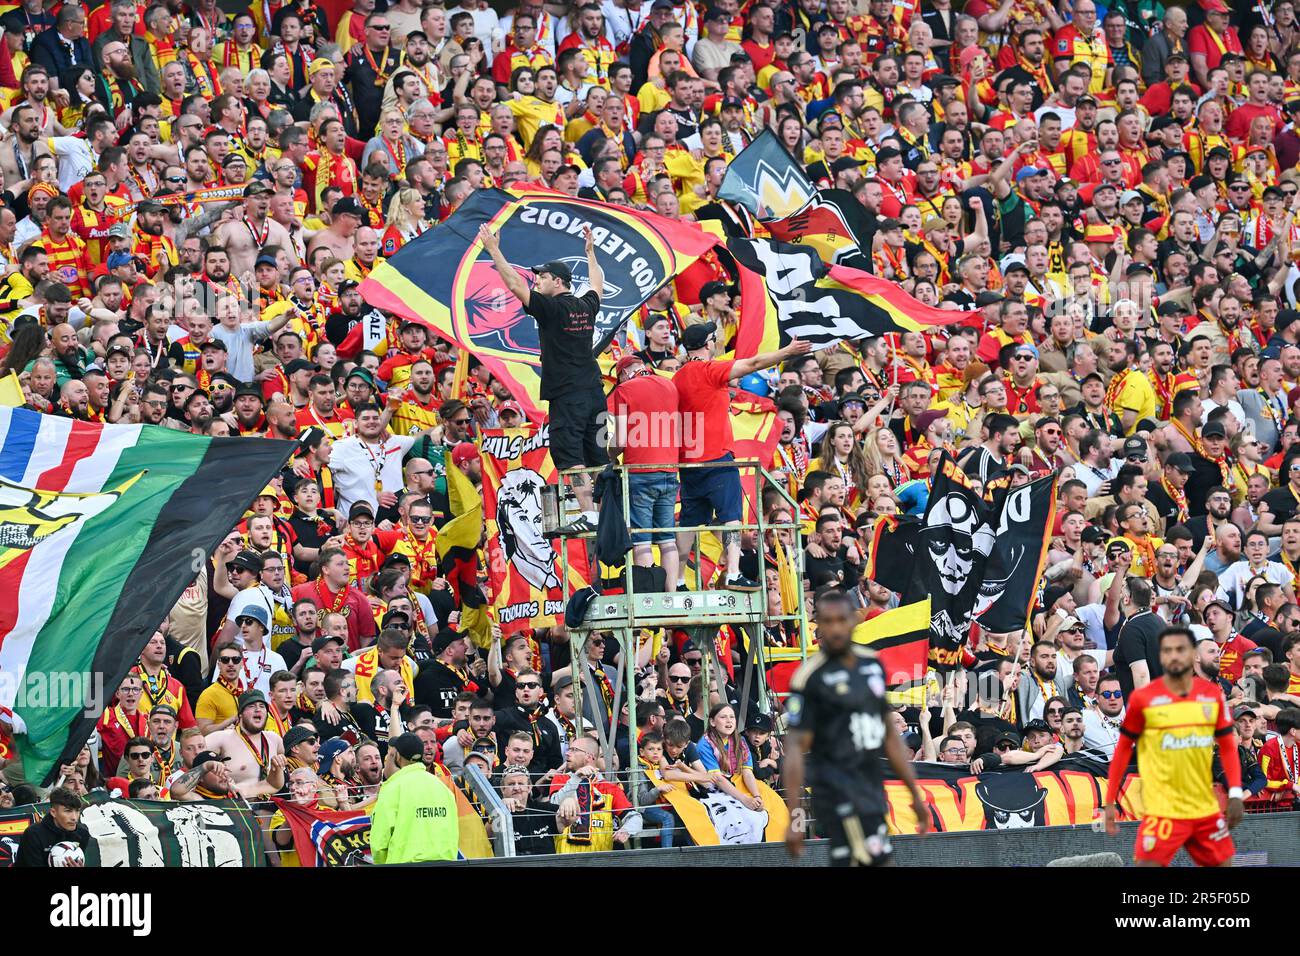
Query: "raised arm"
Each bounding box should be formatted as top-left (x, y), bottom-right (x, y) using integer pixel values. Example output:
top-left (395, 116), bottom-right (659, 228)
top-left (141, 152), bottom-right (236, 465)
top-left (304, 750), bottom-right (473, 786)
top-left (583, 224), bottom-right (603, 300)
top-left (478, 223), bottom-right (531, 307)
top-left (731, 338), bottom-right (812, 380)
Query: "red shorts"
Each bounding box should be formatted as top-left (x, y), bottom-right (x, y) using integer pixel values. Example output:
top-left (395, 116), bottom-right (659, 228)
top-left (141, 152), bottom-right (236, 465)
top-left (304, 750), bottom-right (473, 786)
top-left (1133, 813), bottom-right (1235, 867)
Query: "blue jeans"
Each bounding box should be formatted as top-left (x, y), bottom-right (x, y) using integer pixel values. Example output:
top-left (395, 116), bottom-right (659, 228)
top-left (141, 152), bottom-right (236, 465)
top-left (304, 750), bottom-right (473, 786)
top-left (628, 470), bottom-right (679, 544)
top-left (642, 805), bottom-right (677, 847)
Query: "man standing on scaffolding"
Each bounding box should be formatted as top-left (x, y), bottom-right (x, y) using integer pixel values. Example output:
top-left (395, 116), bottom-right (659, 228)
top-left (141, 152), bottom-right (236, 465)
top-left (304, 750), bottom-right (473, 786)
top-left (477, 221), bottom-right (606, 535)
top-left (675, 322), bottom-right (811, 591)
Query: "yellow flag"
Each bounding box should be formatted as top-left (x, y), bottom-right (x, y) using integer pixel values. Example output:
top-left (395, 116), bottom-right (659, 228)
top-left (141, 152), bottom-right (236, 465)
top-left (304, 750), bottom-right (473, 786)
top-left (0, 371), bottom-right (23, 407)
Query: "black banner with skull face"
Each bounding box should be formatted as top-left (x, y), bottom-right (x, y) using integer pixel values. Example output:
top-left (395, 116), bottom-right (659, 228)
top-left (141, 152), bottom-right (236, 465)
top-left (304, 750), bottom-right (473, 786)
top-left (874, 454), bottom-right (1056, 671)
top-left (911, 454), bottom-right (996, 670)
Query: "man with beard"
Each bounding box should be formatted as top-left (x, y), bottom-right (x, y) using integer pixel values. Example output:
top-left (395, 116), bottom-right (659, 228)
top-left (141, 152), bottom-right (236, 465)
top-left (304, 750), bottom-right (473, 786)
top-left (180, 388), bottom-right (215, 433)
top-left (387, 358), bottom-right (441, 438)
top-left (0, 103), bottom-right (43, 189)
top-left (129, 199), bottom-right (178, 279)
top-left (1017, 641), bottom-right (1071, 723)
top-left (206, 690), bottom-right (288, 800)
top-left (1104, 627), bottom-right (1243, 867)
top-left (350, 740), bottom-right (384, 804)
top-left (230, 381), bottom-right (268, 436)
top-left (291, 547), bottom-right (377, 651)
top-left (213, 181), bottom-right (293, 280)
top-left (295, 373), bottom-right (351, 439)
top-left (323, 279), bottom-right (382, 350)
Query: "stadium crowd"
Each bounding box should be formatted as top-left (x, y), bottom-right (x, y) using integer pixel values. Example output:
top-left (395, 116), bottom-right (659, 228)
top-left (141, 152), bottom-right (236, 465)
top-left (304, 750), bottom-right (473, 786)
top-left (3, 0), bottom-right (1300, 862)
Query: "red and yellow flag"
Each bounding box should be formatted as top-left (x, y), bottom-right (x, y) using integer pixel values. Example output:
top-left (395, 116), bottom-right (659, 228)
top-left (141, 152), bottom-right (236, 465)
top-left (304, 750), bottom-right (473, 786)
top-left (479, 424), bottom-right (590, 634)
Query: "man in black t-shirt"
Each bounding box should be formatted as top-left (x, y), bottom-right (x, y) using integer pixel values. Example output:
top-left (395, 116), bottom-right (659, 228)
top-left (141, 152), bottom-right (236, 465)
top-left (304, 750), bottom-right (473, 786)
top-left (783, 590), bottom-right (929, 866)
top-left (1111, 575), bottom-right (1166, 700)
top-left (478, 221), bottom-right (607, 533)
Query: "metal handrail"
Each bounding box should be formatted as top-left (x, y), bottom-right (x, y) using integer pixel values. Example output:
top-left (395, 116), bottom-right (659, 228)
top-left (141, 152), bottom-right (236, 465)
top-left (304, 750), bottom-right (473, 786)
top-left (551, 457), bottom-right (809, 836)
top-left (462, 763), bottom-right (516, 858)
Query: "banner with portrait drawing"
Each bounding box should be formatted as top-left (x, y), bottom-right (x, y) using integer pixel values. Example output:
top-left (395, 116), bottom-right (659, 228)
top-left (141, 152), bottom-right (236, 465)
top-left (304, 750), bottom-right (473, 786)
top-left (479, 424), bottom-right (591, 635)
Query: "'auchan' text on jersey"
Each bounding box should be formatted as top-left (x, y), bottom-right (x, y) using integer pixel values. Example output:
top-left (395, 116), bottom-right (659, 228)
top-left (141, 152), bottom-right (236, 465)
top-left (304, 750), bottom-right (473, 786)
top-left (518, 207), bottom-right (661, 297)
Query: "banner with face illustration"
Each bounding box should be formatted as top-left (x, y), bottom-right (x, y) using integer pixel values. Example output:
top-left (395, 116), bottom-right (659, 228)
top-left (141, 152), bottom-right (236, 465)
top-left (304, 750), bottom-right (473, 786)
top-left (909, 454), bottom-right (995, 670)
top-left (882, 758), bottom-right (1141, 834)
top-left (479, 425), bottom-right (591, 635)
top-left (875, 454), bottom-right (1056, 670)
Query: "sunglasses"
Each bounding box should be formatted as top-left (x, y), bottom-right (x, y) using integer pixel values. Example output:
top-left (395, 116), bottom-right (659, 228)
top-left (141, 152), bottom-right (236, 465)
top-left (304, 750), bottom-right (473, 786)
top-left (218, 655), bottom-right (242, 665)
top-left (517, 682), bottom-right (541, 690)
top-left (1100, 689), bottom-right (1123, 699)
top-left (669, 675), bottom-right (690, 683)
top-left (589, 638), bottom-right (605, 645)
top-left (995, 742), bottom-right (1015, 752)
top-left (128, 751), bottom-right (152, 759)
top-left (409, 515), bottom-right (431, 524)
top-left (684, 657), bottom-right (702, 666)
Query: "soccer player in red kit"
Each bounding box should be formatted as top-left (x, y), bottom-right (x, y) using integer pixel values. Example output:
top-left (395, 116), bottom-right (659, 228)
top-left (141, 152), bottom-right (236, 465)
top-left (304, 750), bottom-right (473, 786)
top-left (1103, 626), bottom-right (1244, 866)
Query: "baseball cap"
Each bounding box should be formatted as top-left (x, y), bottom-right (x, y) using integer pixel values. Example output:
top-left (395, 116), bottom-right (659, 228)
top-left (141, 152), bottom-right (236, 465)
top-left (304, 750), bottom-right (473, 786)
top-left (243, 179), bottom-right (273, 197)
top-left (318, 738), bottom-right (350, 773)
top-left (345, 369), bottom-right (376, 391)
top-left (499, 399), bottom-right (525, 418)
top-left (106, 251), bottom-right (135, 269)
top-left (338, 278), bottom-right (360, 295)
top-left (975, 290), bottom-right (1004, 308)
top-left (531, 260), bottom-right (572, 284)
top-left (1202, 420), bottom-right (1228, 440)
top-left (1203, 0), bottom-right (1228, 12)
top-left (390, 732), bottom-right (425, 762)
top-left (190, 750), bottom-right (229, 767)
top-left (282, 726), bottom-right (317, 752)
top-left (254, 254), bottom-right (279, 269)
top-left (615, 355), bottom-right (645, 378)
top-left (234, 381), bottom-right (263, 400)
top-left (221, 152), bottom-right (248, 168)
top-left (1233, 704), bottom-right (1257, 719)
top-left (1081, 525), bottom-right (1107, 544)
top-left (136, 198), bottom-right (164, 214)
top-left (348, 501), bottom-right (375, 521)
top-left (1122, 436), bottom-right (1147, 459)
top-left (283, 358), bottom-right (318, 375)
top-left (311, 633), bottom-right (346, 652)
top-left (1014, 166), bottom-right (1047, 183)
top-left (230, 549), bottom-right (263, 573)
top-left (1157, 301), bottom-right (1189, 317)
top-left (829, 155), bottom-right (862, 174)
top-left (1022, 718), bottom-right (1052, 736)
top-left (1165, 452), bottom-right (1194, 473)
top-left (1120, 190), bottom-right (1143, 205)
top-left (682, 321), bottom-right (718, 351)
top-left (332, 196), bottom-right (364, 218)
top-left (699, 280), bottom-right (731, 302)
top-left (451, 442), bottom-right (478, 466)
top-left (236, 689), bottom-right (268, 712)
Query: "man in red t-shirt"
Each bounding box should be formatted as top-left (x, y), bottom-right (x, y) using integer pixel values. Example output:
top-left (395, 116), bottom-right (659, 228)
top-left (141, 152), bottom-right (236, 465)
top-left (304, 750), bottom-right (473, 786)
top-left (290, 546), bottom-right (378, 651)
top-left (609, 355), bottom-right (682, 586)
top-left (673, 321), bottom-right (810, 591)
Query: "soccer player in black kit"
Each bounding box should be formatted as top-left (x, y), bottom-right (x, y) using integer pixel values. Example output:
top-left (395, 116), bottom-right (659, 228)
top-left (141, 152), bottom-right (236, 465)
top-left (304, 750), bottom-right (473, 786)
top-left (784, 590), bottom-right (929, 865)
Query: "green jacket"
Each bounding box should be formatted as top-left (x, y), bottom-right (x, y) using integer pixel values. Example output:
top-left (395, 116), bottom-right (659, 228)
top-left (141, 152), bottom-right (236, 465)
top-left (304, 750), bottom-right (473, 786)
top-left (370, 763), bottom-right (459, 864)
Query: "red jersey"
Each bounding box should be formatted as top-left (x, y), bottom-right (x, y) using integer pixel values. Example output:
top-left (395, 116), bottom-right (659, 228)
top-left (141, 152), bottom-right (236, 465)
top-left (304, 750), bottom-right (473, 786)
top-left (672, 358), bottom-right (735, 463)
top-left (1215, 632), bottom-right (1257, 683)
top-left (1115, 676), bottom-right (1233, 819)
top-left (290, 580), bottom-right (377, 651)
top-left (607, 373), bottom-right (680, 471)
top-left (1258, 734), bottom-right (1299, 800)
top-left (40, 230), bottom-right (90, 298)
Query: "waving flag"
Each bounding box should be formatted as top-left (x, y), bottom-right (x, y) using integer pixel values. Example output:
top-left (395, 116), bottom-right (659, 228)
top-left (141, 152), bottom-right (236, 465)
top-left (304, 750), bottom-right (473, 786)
top-left (480, 424), bottom-right (590, 635)
top-left (728, 239), bottom-right (968, 351)
top-left (718, 128), bottom-right (815, 218)
top-left (764, 189), bottom-right (873, 271)
top-left (852, 598), bottom-right (932, 705)
top-left (0, 408), bottom-right (293, 783)
top-left (359, 188), bottom-right (716, 420)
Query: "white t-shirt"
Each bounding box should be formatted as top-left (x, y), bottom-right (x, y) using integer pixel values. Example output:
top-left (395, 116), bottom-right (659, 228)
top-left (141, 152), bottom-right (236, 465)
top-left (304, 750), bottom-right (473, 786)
top-left (331, 434), bottom-right (418, 517)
